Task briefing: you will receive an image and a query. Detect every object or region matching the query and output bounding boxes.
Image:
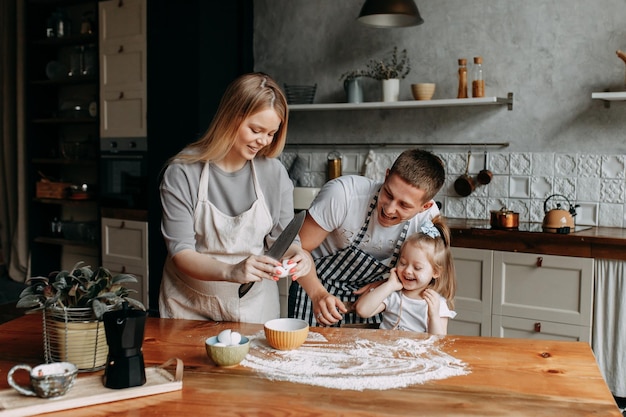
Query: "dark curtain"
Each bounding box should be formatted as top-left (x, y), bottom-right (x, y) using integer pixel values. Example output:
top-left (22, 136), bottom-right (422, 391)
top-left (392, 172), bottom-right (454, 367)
top-left (0, 0), bottom-right (29, 282)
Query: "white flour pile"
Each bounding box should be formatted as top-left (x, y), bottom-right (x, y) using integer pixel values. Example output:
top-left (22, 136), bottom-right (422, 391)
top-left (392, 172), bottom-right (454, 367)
top-left (241, 331), bottom-right (470, 391)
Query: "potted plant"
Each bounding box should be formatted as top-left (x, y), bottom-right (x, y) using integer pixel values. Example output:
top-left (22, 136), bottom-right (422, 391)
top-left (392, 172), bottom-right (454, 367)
top-left (17, 262), bottom-right (145, 371)
top-left (365, 47), bottom-right (411, 102)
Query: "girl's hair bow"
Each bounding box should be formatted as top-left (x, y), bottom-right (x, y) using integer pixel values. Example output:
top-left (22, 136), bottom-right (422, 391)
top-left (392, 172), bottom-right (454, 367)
top-left (421, 220), bottom-right (441, 239)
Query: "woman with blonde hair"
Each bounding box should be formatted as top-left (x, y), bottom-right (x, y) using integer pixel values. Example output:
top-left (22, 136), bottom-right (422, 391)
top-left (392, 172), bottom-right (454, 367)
top-left (159, 72), bottom-right (311, 323)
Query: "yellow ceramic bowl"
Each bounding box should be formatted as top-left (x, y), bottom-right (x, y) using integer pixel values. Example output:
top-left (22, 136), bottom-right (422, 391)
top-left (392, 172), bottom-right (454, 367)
top-left (205, 336), bottom-right (250, 367)
top-left (264, 318), bottom-right (309, 351)
top-left (411, 83), bottom-right (436, 100)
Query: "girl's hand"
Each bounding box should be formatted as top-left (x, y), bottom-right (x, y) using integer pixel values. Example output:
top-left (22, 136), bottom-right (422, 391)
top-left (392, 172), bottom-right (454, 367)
top-left (423, 288), bottom-right (448, 335)
top-left (422, 288), bottom-right (441, 320)
top-left (386, 268), bottom-right (404, 292)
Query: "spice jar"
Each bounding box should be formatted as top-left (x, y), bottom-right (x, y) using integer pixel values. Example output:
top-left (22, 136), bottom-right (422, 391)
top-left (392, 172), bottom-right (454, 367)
top-left (472, 56), bottom-right (485, 98)
top-left (327, 151), bottom-right (342, 180)
top-left (457, 58), bottom-right (468, 99)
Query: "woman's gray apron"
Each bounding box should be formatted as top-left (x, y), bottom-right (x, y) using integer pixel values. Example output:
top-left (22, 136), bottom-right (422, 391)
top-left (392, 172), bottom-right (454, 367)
top-left (290, 191), bottom-right (408, 326)
top-left (159, 160), bottom-right (279, 323)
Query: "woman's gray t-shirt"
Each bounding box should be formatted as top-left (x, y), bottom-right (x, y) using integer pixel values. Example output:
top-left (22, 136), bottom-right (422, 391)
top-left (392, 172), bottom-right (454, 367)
top-left (160, 156), bottom-right (295, 257)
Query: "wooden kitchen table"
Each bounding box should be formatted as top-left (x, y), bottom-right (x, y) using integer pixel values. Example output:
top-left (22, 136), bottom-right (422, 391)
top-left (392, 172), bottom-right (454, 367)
top-left (0, 314), bottom-right (620, 416)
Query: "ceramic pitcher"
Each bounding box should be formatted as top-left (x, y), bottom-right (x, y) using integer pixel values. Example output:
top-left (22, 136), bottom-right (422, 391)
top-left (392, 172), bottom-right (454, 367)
top-left (344, 77), bottom-right (364, 103)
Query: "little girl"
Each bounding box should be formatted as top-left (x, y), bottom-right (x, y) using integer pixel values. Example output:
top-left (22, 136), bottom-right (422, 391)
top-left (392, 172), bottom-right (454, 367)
top-left (355, 216), bottom-right (456, 335)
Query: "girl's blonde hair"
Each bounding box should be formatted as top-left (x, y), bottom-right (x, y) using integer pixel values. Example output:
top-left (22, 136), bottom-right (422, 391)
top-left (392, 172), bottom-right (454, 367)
top-left (400, 216), bottom-right (456, 310)
top-left (173, 72), bottom-right (288, 163)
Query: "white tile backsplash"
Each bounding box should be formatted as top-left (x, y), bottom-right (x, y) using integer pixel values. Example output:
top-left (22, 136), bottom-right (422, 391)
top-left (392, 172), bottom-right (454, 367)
top-left (283, 149), bottom-right (626, 228)
top-left (601, 155), bottom-right (625, 179)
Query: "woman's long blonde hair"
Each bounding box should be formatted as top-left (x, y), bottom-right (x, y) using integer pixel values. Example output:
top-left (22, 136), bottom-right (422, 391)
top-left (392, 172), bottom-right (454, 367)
top-left (174, 72), bottom-right (288, 163)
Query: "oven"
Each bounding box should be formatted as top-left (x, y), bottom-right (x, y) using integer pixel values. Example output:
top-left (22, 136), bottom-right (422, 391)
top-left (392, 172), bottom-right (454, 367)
top-left (100, 138), bottom-right (148, 210)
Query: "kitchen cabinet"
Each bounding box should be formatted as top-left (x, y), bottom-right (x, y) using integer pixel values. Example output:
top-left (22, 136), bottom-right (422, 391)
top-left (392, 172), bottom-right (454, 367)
top-left (98, 0), bottom-right (147, 138)
top-left (101, 217), bottom-right (149, 308)
top-left (449, 249), bottom-right (593, 342)
top-left (25, 0), bottom-right (101, 275)
top-left (448, 248), bottom-right (493, 337)
top-left (289, 93), bottom-right (514, 111)
top-left (492, 251), bottom-right (593, 342)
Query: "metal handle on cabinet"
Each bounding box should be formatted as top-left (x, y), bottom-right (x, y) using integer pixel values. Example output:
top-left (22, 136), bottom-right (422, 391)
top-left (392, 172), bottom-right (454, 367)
top-left (118, 0), bottom-right (123, 7)
top-left (118, 91), bottom-right (124, 99)
top-left (119, 221), bottom-right (126, 229)
top-left (536, 257), bottom-right (543, 267)
top-left (118, 45), bottom-right (124, 53)
top-left (534, 322), bottom-right (541, 332)
top-left (121, 266), bottom-right (126, 273)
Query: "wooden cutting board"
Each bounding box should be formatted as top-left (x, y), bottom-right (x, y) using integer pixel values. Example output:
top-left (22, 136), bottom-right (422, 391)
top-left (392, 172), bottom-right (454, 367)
top-left (0, 359), bottom-right (182, 417)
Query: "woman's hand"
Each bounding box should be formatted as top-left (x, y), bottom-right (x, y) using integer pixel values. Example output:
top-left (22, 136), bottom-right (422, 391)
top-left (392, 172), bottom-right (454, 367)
top-left (280, 245), bottom-right (313, 281)
top-left (229, 255), bottom-right (282, 284)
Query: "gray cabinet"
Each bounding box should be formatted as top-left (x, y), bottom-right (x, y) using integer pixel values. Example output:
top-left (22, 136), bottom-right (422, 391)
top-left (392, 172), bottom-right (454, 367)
top-left (492, 251), bottom-right (593, 342)
top-left (450, 248), bottom-right (594, 342)
top-left (448, 248), bottom-right (493, 337)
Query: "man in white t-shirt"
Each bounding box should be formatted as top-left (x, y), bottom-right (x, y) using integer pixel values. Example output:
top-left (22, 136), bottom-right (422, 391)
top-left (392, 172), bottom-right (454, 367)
top-left (290, 149), bottom-right (445, 326)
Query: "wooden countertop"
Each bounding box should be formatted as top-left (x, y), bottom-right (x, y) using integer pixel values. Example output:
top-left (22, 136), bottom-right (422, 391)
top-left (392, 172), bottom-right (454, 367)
top-left (448, 218), bottom-right (626, 260)
top-left (0, 314), bottom-right (620, 416)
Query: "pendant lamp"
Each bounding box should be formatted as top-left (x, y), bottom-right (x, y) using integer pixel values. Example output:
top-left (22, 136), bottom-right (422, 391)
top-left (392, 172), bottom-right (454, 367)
top-left (357, 0), bottom-right (424, 28)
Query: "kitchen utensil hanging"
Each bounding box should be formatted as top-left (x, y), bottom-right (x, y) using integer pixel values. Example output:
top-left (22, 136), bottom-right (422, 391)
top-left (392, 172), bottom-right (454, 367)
top-left (477, 150), bottom-right (492, 185)
top-left (454, 151), bottom-right (475, 197)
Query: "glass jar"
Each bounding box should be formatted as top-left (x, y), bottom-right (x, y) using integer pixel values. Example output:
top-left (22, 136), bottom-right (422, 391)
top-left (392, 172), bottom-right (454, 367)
top-left (327, 151), bottom-right (342, 180)
top-left (472, 56), bottom-right (485, 98)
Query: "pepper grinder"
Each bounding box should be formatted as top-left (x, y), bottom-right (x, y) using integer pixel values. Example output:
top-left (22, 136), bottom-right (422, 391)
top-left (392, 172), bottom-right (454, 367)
top-left (457, 58), bottom-right (468, 99)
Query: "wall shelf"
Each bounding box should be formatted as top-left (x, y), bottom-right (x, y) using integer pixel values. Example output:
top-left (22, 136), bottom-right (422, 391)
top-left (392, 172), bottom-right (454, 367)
top-left (289, 93), bottom-right (514, 112)
top-left (591, 91), bottom-right (626, 108)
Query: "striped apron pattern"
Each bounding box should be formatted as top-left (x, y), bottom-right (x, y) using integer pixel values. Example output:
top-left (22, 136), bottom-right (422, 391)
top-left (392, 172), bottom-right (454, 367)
top-left (291, 192), bottom-right (409, 326)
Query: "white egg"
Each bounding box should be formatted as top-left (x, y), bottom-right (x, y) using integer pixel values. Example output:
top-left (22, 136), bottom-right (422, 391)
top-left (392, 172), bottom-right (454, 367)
top-left (213, 342), bottom-right (227, 347)
top-left (275, 260), bottom-right (292, 278)
top-left (217, 329), bottom-right (232, 345)
top-left (229, 331), bottom-right (242, 345)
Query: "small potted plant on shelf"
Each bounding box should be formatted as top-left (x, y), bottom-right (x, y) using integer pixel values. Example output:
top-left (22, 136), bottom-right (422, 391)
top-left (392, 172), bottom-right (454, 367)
top-left (365, 47), bottom-right (411, 102)
top-left (17, 262), bottom-right (146, 371)
top-left (364, 47), bottom-right (411, 81)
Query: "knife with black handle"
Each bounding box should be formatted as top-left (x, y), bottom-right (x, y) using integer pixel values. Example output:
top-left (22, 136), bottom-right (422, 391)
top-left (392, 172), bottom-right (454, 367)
top-left (238, 210), bottom-right (306, 298)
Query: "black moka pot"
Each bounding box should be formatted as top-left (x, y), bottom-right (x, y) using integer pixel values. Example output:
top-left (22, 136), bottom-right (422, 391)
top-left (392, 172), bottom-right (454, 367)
top-left (102, 303), bottom-right (147, 389)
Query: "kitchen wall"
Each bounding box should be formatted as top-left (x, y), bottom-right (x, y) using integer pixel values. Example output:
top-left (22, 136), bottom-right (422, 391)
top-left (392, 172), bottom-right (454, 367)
top-left (253, 0), bottom-right (626, 227)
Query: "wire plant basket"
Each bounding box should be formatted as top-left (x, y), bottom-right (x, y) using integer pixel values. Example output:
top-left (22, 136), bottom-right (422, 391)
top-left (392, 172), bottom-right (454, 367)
top-left (284, 83), bottom-right (317, 104)
top-left (43, 307), bottom-right (108, 372)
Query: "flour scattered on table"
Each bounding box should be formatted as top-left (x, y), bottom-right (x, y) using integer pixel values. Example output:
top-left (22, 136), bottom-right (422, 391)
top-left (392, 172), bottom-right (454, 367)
top-left (241, 331), bottom-right (470, 391)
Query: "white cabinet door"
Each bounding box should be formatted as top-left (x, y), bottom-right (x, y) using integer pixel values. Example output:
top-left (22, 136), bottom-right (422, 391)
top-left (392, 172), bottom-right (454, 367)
top-left (101, 218), bottom-right (148, 266)
top-left (492, 251), bottom-right (593, 327)
top-left (99, 0), bottom-right (146, 44)
top-left (101, 218), bottom-right (149, 308)
top-left (104, 260), bottom-right (148, 309)
top-left (448, 248), bottom-right (493, 337)
top-left (99, 0), bottom-right (146, 138)
top-left (100, 89), bottom-right (147, 138)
